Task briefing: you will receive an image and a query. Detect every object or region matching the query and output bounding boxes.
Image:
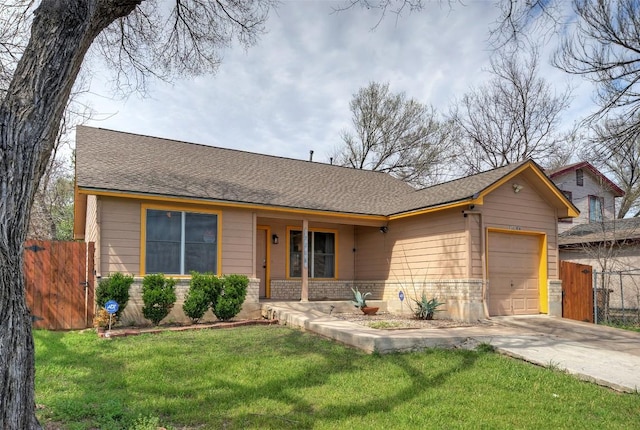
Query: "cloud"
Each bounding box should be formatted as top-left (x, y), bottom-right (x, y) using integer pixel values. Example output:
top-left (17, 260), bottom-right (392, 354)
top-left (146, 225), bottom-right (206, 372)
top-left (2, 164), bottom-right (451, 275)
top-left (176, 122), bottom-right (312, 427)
top-left (81, 1), bottom-right (592, 164)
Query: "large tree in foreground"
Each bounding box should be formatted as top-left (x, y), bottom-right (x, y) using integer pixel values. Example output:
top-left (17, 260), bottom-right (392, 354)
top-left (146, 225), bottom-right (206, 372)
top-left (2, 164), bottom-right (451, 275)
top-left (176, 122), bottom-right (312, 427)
top-left (335, 81), bottom-right (454, 187)
top-left (0, 1), bottom-right (274, 427)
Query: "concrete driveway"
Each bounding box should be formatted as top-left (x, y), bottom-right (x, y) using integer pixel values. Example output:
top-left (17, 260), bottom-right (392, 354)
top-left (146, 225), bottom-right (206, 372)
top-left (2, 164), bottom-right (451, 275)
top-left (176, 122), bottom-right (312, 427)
top-left (265, 304), bottom-right (640, 393)
top-left (487, 316), bottom-right (640, 393)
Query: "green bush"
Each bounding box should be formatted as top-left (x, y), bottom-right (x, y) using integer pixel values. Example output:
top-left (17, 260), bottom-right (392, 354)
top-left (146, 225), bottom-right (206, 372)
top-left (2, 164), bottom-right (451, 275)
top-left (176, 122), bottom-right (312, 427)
top-left (213, 274), bottom-right (248, 321)
top-left (183, 272), bottom-right (217, 323)
top-left (95, 272), bottom-right (134, 318)
top-left (141, 273), bottom-right (177, 325)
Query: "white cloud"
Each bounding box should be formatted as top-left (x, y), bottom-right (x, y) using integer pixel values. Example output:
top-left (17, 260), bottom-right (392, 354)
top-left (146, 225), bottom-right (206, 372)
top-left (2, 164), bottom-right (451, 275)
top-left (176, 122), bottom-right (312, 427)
top-left (80, 0), bottom-right (595, 163)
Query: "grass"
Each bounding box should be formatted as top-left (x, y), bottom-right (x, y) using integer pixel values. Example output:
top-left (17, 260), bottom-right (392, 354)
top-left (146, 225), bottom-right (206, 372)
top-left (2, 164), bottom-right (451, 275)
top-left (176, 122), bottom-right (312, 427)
top-left (367, 321), bottom-right (404, 329)
top-left (35, 326), bottom-right (639, 429)
top-left (605, 322), bottom-right (640, 332)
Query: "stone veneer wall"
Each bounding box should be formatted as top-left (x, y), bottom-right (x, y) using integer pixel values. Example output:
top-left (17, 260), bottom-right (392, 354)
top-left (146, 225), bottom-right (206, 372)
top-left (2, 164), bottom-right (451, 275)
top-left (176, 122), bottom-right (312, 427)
top-left (113, 277), bottom-right (260, 326)
top-left (382, 279), bottom-right (485, 322)
top-left (270, 280), bottom-right (386, 301)
top-left (547, 279), bottom-right (563, 317)
top-left (270, 278), bottom-right (485, 322)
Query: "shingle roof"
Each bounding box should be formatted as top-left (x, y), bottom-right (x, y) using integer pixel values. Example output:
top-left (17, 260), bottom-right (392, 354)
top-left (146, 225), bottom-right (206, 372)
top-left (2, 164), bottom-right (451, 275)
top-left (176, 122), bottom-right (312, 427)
top-left (389, 162), bottom-right (527, 215)
top-left (75, 126), bottom-right (535, 217)
top-left (559, 218), bottom-right (640, 246)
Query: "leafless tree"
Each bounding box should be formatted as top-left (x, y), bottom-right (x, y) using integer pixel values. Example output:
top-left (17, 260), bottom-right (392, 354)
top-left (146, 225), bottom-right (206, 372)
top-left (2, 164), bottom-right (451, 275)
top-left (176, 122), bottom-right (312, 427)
top-left (450, 48), bottom-right (573, 174)
top-left (334, 81), bottom-right (455, 187)
top-left (491, 1), bottom-right (640, 145)
top-left (0, 1), bottom-right (275, 427)
top-left (554, 0), bottom-right (640, 142)
top-left (585, 117), bottom-right (640, 218)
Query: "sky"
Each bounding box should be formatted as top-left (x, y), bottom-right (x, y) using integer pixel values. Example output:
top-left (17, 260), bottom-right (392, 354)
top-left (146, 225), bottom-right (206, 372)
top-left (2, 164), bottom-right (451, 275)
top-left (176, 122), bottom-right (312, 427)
top-left (79, 0), bottom-right (594, 165)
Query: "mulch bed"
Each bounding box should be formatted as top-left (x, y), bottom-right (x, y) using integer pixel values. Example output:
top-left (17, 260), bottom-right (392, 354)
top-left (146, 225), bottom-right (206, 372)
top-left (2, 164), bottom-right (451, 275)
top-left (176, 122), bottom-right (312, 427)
top-left (97, 319), bottom-right (279, 338)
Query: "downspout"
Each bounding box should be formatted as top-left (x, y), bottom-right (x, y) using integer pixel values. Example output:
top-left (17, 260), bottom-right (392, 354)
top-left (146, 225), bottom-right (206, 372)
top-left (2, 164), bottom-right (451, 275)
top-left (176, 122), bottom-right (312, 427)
top-left (479, 211), bottom-right (489, 319)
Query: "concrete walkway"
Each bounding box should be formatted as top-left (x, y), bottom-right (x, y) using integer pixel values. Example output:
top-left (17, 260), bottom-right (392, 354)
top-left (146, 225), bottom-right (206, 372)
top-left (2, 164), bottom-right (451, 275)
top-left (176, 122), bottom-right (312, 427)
top-left (263, 303), bottom-right (640, 393)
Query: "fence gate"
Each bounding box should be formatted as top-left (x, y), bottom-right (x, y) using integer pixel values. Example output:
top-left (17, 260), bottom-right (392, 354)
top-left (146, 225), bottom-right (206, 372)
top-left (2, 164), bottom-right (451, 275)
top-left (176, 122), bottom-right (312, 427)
top-left (560, 261), bottom-right (593, 323)
top-left (24, 240), bottom-right (95, 330)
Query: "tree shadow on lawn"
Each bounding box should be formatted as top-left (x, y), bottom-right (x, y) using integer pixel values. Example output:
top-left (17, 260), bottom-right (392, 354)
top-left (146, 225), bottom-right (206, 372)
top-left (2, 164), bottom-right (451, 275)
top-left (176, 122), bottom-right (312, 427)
top-left (36, 327), bottom-right (481, 429)
top-left (127, 329), bottom-right (482, 429)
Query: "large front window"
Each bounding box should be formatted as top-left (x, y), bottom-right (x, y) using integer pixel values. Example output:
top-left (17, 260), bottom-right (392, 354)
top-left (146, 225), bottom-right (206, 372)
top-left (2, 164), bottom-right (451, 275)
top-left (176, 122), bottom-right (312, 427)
top-left (289, 230), bottom-right (335, 278)
top-left (145, 209), bottom-right (218, 274)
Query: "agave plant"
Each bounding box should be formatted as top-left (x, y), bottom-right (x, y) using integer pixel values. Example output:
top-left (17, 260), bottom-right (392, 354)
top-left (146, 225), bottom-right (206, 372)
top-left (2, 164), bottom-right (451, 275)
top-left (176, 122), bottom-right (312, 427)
top-left (350, 287), bottom-right (372, 309)
top-left (413, 293), bottom-right (444, 320)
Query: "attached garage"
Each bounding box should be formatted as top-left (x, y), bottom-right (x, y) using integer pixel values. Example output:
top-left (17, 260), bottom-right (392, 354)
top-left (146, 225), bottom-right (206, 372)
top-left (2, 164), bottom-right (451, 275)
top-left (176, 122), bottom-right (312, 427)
top-left (487, 231), bottom-right (545, 316)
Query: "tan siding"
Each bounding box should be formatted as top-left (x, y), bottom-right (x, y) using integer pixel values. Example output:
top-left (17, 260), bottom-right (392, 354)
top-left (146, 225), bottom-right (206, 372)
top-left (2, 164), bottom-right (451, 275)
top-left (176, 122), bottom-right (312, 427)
top-left (221, 209), bottom-right (253, 275)
top-left (482, 175), bottom-right (559, 279)
top-left (100, 197), bottom-right (141, 275)
top-left (355, 226), bottom-right (389, 279)
top-left (357, 209), bottom-right (467, 280)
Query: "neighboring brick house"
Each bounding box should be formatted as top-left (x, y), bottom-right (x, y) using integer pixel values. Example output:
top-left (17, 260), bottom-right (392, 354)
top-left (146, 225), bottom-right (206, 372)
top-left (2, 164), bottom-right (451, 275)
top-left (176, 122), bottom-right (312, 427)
top-left (547, 162), bottom-right (625, 233)
top-left (74, 126), bottom-right (577, 323)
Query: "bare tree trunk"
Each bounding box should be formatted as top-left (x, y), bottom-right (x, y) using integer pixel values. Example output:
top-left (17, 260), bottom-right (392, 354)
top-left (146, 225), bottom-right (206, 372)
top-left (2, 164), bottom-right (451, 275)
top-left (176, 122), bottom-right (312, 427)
top-left (0, 1), bottom-right (140, 428)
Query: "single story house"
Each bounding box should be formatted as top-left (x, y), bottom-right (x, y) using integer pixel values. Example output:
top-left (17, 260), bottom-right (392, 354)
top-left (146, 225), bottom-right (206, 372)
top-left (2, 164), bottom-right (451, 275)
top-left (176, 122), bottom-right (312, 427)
top-left (74, 126), bottom-right (577, 323)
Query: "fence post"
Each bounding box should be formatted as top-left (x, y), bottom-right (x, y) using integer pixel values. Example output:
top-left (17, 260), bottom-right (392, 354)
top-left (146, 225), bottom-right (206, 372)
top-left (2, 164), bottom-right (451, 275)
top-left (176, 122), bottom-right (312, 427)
top-left (619, 271), bottom-right (625, 324)
top-left (593, 270), bottom-right (598, 325)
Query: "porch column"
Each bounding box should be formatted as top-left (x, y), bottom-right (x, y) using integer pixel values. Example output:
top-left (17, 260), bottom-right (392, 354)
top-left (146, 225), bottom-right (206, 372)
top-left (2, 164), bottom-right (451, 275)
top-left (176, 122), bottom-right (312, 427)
top-left (301, 219), bottom-right (309, 302)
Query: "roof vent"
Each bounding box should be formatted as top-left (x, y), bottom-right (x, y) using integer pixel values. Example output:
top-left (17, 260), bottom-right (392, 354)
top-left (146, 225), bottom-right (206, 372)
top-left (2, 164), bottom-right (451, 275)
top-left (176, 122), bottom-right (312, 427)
top-left (309, 150), bottom-right (314, 162)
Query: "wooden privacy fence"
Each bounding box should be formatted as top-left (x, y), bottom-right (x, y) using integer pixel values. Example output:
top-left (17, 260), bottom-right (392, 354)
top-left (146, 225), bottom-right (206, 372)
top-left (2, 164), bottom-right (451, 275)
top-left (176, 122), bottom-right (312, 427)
top-left (560, 261), bottom-right (593, 323)
top-left (24, 240), bottom-right (95, 330)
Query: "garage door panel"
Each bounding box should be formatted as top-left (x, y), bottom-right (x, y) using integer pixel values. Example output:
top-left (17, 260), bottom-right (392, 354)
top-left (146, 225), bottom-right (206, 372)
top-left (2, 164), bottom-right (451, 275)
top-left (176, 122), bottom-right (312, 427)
top-left (488, 232), bottom-right (540, 316)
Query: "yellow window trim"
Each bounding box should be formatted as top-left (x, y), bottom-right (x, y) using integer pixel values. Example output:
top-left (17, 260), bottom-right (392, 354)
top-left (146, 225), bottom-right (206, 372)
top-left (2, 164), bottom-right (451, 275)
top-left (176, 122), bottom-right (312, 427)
top-left (140, 202), bottom-right (223, 276)
top-left (485, 227), bottom-right (549, 314)
top-left (285, 226), bottom-right (339, 280)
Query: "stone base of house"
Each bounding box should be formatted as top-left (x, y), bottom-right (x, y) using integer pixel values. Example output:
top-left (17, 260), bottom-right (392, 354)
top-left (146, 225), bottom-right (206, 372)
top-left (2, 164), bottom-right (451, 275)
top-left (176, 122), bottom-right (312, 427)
top-left (548, 279), bottom-right (563, 317)
top-left (115, 277), bottom-right (261, 327)
top-left (270, 278), bottom-right (485, 322)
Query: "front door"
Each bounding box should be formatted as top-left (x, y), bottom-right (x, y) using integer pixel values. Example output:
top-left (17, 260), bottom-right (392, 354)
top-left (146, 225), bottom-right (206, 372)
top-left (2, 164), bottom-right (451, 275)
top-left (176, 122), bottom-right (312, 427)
top-left (256, 228), bottom-right (268, 298)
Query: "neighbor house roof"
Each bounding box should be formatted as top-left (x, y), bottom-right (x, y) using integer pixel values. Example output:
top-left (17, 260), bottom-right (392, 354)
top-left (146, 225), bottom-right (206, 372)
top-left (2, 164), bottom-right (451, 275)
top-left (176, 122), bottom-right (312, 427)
top-left (559, 217), bottom-right (640, 246)
top-left (74, 127), bottom-right (578, 226)
top-left (547, 161), bottom-right (625, 197)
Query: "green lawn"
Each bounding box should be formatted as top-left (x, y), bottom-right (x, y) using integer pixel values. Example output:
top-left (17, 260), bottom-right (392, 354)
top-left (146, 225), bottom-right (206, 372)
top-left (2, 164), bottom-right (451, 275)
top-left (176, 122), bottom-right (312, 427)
top-left (35, 326), bottom-right (639, 429)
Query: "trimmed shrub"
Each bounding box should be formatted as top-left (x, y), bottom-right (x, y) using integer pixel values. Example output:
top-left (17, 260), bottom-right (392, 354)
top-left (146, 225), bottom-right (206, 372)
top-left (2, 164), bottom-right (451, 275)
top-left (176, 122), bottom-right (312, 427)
top-left (95, 272), bottom-right (134, 318)
top-left (213, 274), bottom-right (248, 321)
top-left (141, 273), bottom-right (177, 325)
top-left (183, 272), bottom-right (216, 323)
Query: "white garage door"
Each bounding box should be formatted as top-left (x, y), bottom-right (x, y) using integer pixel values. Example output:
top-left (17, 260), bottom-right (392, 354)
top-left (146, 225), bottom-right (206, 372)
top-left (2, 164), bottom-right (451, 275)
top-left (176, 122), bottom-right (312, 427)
top-left (488, 232), bottom-right (540, 316)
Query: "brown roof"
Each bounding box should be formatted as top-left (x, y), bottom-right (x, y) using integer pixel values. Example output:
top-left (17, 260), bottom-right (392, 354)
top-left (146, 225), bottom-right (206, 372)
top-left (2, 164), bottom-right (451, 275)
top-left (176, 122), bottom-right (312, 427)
top-left (559, 218), bottom-right (640, 246)
top-left (75, 127), bottom-right (548, 217)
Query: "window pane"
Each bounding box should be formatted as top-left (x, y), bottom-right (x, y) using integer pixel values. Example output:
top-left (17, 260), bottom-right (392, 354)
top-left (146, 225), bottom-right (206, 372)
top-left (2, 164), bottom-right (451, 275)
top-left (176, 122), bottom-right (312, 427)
top-left (146, 210), bottom-right (181, 274)
top-left (313, 232), bottom-right (335, 277)
top-left (290, 230), bottom-right (302, 277)
top-left (289, 230), bottom-right (336, 278)
top-left (184, 212), bottom-right (218, 273)
top-left (589, 197), bottom-right (603, 222)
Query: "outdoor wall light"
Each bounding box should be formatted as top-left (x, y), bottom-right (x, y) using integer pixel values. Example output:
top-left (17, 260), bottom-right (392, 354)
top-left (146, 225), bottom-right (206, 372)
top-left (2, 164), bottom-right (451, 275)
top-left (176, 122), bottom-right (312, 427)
top-left (272, 234), bottom-right (279, 245)
top-left (380, 226), bottom-right (388, 233)
top-left (513, 183), bottom-right (524, 194)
